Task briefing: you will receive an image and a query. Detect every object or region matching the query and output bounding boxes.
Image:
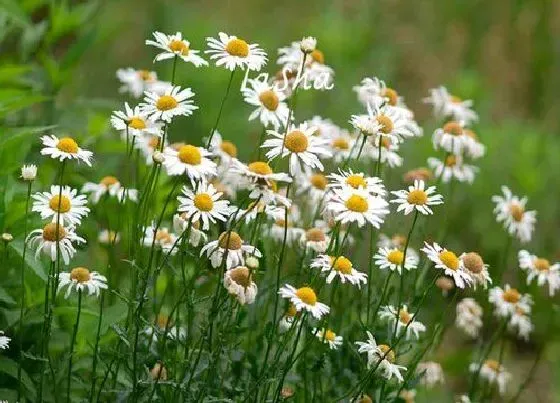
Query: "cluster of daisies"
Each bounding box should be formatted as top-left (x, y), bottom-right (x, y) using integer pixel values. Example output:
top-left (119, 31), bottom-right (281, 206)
top-left (4, 27), bottom-right (552, 403)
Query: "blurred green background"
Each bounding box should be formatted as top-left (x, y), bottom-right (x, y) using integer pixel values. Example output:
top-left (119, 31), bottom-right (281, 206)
top-left (1, 0), bottom-right (560, 401)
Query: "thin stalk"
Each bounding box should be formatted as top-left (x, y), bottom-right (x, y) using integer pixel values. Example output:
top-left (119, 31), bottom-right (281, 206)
top-left (206, 70), bottom-right (236, 148)
top-left (89, 292), bottom-right (105, 403)
top-left (66, 289), bottom-right (82, 403)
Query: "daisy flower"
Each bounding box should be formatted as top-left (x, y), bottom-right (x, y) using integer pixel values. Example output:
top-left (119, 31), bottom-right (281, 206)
top-left (355, 332), bottom-right (406, 382)
top-left (314, 328), bottom-right (343, 350)
top-left (456, 298), bottom-right (483, 338)
top-left (469, 360), bottom-right (510, 396)
top-left (279, 304), bottom-right (298, 333)
top-left (303, 116), bottom-right (339, 138)
top-left (223, 266), bottom-right (258, 305)
top-left (327, 168), bottom-right (386, 196)
top-left (422, 242), bottom-right (472, 288)
top-left (463, 129), bottom-right (486, 159)
top-left (300, 227), bottom-right (330, 253)
top-left (21, 164), bottom-right (37, 181)
top-left (377, 233), bottom-right (420, 262)
top-left (0, 331), bottom-right (10, 350)
top-left (32, 185), bottom-right (90, 226)
top-left (460, 252), bottom-right (492, 289)
top-left (403, 167), bottom-right (433, 184)
top-left (173, 214), bottom-right (207, 248)
top-left (163, 144), bottom-right (217, 181)
top-left (278, 284), bottom-right (329, 319)
top-left (261, 123), bottom-right (331, 176)
top-left (201, 231), bottom-right (261, 270)
top-left (27, 223), bottom-right (85, 265)
top-left (325, 187), bottom-right (389, 228)
top-left (57, 267), bottom-right (107, 298)
top-left (296, 172), bottom-right (329, 207)
top-left (82, 176), bottom-right (138, 204)
top-left (424, 86), bottom-right (478, 124)
top-left (146, 31), bottom-right (207, 66)
top-left (350, 101), bottom-right (416, 142)
top-left (206, 32), bottom-right (267, 71)
top-left (111, 102), bottom-right (162, 138)
top-left (379, 305), bottom-right (426, 340)
top-left (327, 131), bottom-right (356, 163)
top-left (116, 68), bottom-right (158, 98)
top-left (143, 225), bottom-right (178, 255)
top-left (231, 160), bottom-right (292, 187)
top-left (492, 186), bottom-right (537, 243)
top-left (177, 182), bottom-right (231, 230)
top-left (489, 285), bottom-right (533, 318)
top-left (373, 246), bottom-right (418, 274)
top-left (416, 361), bottom-right (444, 388)
top-left (145, 315), bottom-right (186, 343)
top-left (268, 206), bottom-right (305, 245)
top-left (518, 250), bottom-right (560, 296)
top-left (432, 121), bottom-right (469, 154)
top-left (40, 135), bottom-right (93, 165)
top-left (508, 305), bottom-right (533, 341)
top-left (242, 77), bottom-right (289, 129)
top-left (368, 135), bottom-right (403, 168)
top-left (390, 180), bottom-right (443, 215)
top-left (311, 255), bottom-right (368, 287)
top-left (428, 154), bottom-right (477, 184)
top-left (206, 132), bottom-right (238, 163)
top-left (353, 77), bottom-right (401, 108)
top-left (140, 86), bottom-right (197, 123)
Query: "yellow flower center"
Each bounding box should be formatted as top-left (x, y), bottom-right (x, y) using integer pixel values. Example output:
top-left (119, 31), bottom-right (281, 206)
top-left (229, 266), bottom-right (251, 288)
top-left (380, 137), bottom-right (392, 149)
top-left (178, 145), bottom-right (202, 165)
top-left (404, 168), bottom-right (432, 183)
top-left (156, 95), bottom-right (178, 111)
top-left (286, 303), bottom-right (297, 317)
top-left (310, 173), bottom-right (327, 190)
top-left (305, 228), bottom-right (326, 242)
top-left (345, 174), bottom-right (367, 189)
top-left (284, 130), bottom-right (309, 153)
top-left (406, 189), bottom-right (428, 205)
top-left (465, 129), bottom-right (478, 140)
top-left (168, 39), bottom-right (189, 55)
top-left (445, 155), bottom-right (457, 167)
top-left (502, 288), bottom-right (521, 303)
top-left (332, 137), bottom-right (350, 150)
top-left (156, 314), bottom-right (170, 329)
top-left (387, 249), bottom-right (404, 265)
top-left (399, 309), bottom-right (411, 324)
top-left (509, 203), bottom-right (524, 222)
top-left (56, 137), bottom-right (79, 154)
top-left (49, 195), bottom-right (71, 213)
top-left (450, 95), bottom-right (462, 103)
top-left (356, 395), bottom-right (373, 403)
top-left (220, 141), bottom-right (238, 157)
top-left (225, 38), bottom-right (249, 57)
top-left (463, 252), bottom-right (484, 274)
top-left (324, 329), bottom-right (336, 342)
top-left (381, 88), bottom-right (398, 106)
top-left (248, 161), bottom-right (273, 176)
top-left (148, 136), bottom-right (161, 149)
top-left (218, 231), bottom-right (242, 250)
top-left (439, 250), bottom-right (460, 271)
top-left (310, 49), bottom-right (324, 64)
top-left (377, 115), bottom-right (394, 134)
top-left (345, 194), bottom-right (368, 213)
top-left (128, 116), bottom-right (146, 130)
top-left (137, 70), bottom-right (155, 82)
top-left (295, 286), bottom-right (317, 306)
top-left (155, 229), bottom-right (173, 244)
top-left (330, 256), bottom-right (353, 274)
top-left (70, 267), bottom-right (91, 283)
top-left (42, 223), bottom-right (66, 242)
top-left (392, 235), bottom-right (406, 247)
top-left (534, 258), bottom-right (550, 272)
top-left (258, 90), bottom-right (279, 111)
top-left (484, 359), bottom-right (501, 372)
top-left (100, 176), bottom-right (119, 186)
top-left (443, 121), bottom-right (463, 136)
top-left (193, 193), bottom-right (214, 212)
top-left (378, 344), bottom-right (395, 363)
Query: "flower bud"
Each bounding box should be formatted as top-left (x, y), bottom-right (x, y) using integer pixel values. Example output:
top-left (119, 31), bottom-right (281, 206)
top-left (246, 256), bottom-right (259, 270)
top-left (21, 164), bottom-right (37, 181)
top-left (152, 151), bottom-right (165, 164)
top-left (300, 36), bottom-right (317, 54)
top-left (1, 233), bottom-right (13, 243)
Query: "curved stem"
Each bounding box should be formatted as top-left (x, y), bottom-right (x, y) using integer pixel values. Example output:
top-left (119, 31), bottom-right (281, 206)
top-left (206, 70), bottom-right (236, 148)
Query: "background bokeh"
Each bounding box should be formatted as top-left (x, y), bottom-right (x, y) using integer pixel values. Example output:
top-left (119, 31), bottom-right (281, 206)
top-left (1, 0), bottom-right (560, 401)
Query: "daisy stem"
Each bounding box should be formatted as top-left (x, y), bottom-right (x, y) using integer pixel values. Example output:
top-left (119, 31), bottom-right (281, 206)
top-left (375, 134), bottom-right (382, 177)
top-left (206, 70), bottom-right (236, 148)
top-left (171, 55), bottom-right (178, 86)
top-left (88, 291), bottom-right (104, 403)
top-left (370, 271), bottom-right (394, 326)
top-left (392, 210), bottom-right (419, 339)
top-left (66, 289), bottom-right (82, 403)
top-left (355, 133), bottom-right (367, 161)
top-left (366, 228), bottom-right (376, 325)
top-left (509, 341), bottom-right (545, 402)
top-left (38, 261), bottom-right (55, 403)
top-left (17, 180), bottom-right (32, 403)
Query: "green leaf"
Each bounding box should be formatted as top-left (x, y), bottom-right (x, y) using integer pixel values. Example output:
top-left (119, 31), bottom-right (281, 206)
top-left (0, 356), bottom-right (37, 401)
top-left (9, 240), bottom-right (47, 281)
top-left (0, 0), bottom-right (31, 27)
top-left (0, 126), bottom-right (53, 173)
top-left (0, 285), bottom-right (16, 305)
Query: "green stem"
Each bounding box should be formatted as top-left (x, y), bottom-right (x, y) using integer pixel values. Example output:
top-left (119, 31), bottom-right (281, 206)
top-left (89, 292), bottom-right (104, 403)
top-left (66, 289), bottom-right (82, 403)
top-left (206, 70), bottom-right (236, 148)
